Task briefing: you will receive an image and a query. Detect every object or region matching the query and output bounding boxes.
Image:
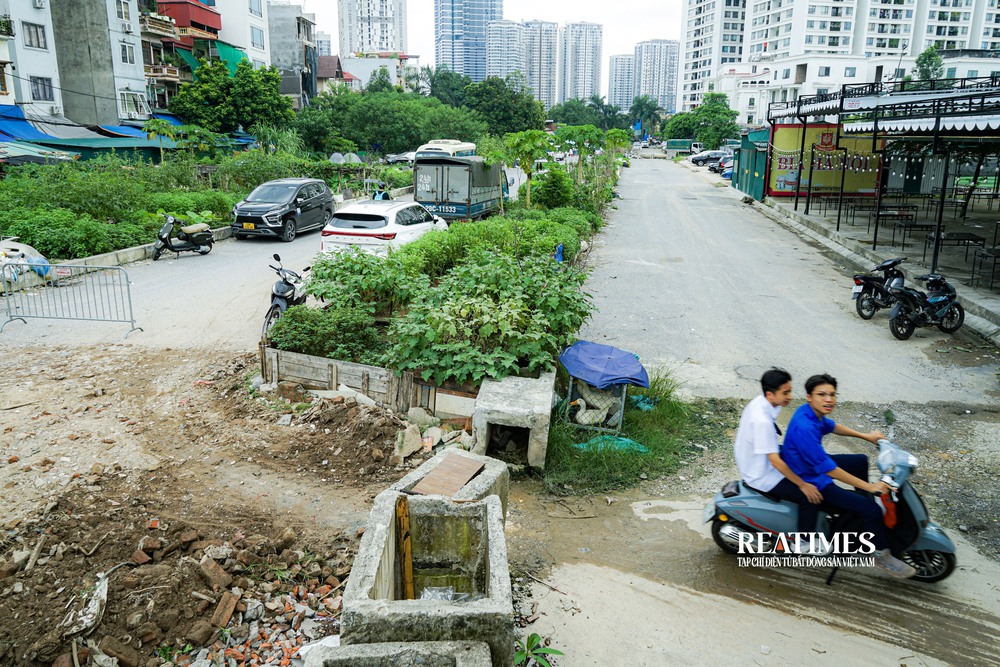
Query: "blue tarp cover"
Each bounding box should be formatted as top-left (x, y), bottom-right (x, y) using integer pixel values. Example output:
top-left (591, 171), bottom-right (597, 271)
top-left (152, 112), bottom-right (184, 125)
top-left (559, 340), bottom-right (649, 390)
top-left (98, 125), bottom-right (149, 138)
top-left (0, 105), bottom-right (55, 141)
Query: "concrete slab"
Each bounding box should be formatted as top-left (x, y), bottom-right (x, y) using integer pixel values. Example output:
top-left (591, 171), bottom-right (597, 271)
top-left (303, 640), bottom-right (492, 667)
top-left (388, 449), bottom-right (510, 521)
top-left (471, 372), bottom-right (556, 470)
top-left (341, 492), bottom-right (514, 667)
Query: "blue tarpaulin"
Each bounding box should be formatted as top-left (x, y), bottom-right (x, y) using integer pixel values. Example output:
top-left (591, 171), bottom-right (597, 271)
top-left (0, 105), bottom-right (56, 141)
top-left (152, 112), bottom-right (184, 126)
top-left (558, 340), bottom-right (649, 390)
top-left (98, 125), bottom-right (149, 138)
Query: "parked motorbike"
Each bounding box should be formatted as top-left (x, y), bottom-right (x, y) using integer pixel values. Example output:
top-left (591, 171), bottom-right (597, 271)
top-left (152, 215), bottom-right (214, 261)
top-left (705, 438), bottom-right (956, 583)
top-left (887, 273), bottom-right (964, 340)
top-left (852, 257), bottom-right (906, 319)
top-left (262, 253), bottom-right (309, 339)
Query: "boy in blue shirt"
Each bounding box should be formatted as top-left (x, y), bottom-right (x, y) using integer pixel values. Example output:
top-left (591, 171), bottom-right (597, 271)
top-left (782, 374), bottom-right (916, 579)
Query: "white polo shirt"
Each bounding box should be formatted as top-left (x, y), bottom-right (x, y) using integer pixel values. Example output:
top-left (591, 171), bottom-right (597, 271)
top-left (733, 394), bottom-right (785, 492)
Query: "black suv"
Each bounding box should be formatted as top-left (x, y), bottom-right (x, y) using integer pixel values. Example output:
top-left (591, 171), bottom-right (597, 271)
top-left (232, 178), bottom-right (334, 242)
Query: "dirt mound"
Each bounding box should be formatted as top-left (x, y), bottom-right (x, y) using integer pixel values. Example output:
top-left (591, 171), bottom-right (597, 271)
top-left (0, 471), bottom-right (358, 666)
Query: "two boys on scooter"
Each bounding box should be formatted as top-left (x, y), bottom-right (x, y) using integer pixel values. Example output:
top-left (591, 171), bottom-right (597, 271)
top-left (735, 369), bottom-right (916, 578)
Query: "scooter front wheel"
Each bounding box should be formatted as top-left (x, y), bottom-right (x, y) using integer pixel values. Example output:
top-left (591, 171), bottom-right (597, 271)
top-left (262, 304), bottom-right (283, 341)
top-left (152, 244), bottom-right (164, 261)
top-left (889, 313), bottom-right (915, 340)
top-left (937, 303), bottom-right (964, 334)
top-left (712, 519), bottom-right (748, 555)
top-left (901, 550), bottom-right (956, 583)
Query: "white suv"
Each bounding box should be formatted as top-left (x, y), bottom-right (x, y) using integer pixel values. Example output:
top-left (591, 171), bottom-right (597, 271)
top-left (320, 201), bottom-right (448, 255)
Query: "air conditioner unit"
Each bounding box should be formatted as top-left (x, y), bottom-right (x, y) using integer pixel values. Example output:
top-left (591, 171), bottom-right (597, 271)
top-left (122, 23), bottom-right (133, 33)
top-left (126, 112), bottom-right (139, 119)
top-left (49, 105), bottom-right (61, 115)
top-left (33, 0), bottom-right (45, 8)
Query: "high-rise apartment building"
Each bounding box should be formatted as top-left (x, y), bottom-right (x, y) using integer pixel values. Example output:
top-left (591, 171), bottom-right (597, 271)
top-left (339, 0), bottom-right (407, 56)
top-left (681, 0), bottom-right (745, 111)
top-left (486, 20), bottom-right (525, 78)
top-left (608, 54), bottom-right (635, 111)
top-left (524, 19), bottom-right (558, 111)
top-left (634, 39), bottom-right (679, 113)
top-left (316, 31), bottom-right (332, 57)
top-left (558, 22), bottom-right (602, 104)
top-left (434, 0), bottom-right (502, 82)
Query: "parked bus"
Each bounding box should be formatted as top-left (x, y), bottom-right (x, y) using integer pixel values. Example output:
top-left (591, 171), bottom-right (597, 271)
top-left (414, 139), bottom-right (477, 160)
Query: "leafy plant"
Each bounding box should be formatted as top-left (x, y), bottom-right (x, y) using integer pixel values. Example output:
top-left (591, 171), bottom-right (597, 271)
top-left (308, 250), bottom-right (428, 317)
top-left (267, 305), bottom-right (387, 365)
top-left (514, 633), bottom-right (563, 667)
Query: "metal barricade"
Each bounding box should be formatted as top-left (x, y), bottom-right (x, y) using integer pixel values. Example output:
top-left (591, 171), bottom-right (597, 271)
top-left (1, 262), bottom-right (142, 338)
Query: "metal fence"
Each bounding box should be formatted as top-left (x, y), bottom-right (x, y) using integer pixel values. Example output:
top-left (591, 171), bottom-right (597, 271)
top-left (1, 262), bottom-right (142, 338)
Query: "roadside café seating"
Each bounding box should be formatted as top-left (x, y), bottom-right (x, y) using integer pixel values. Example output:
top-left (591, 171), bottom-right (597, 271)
top-left (971, 246), bottom-right (1000, 290)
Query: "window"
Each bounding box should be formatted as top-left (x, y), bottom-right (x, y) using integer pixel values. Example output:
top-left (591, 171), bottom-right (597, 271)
top-left (845, 66), bottom-right (856, 77)
top-left (116, 0), bottom-right (131, 21)
top-left (783, 68), bottom-right (790, 79)
top-left (968, 69), bottom-right (978, 77)
top-left (819, 66), bottom-right (831, 76)
top-left (30, 76), bottom-right (54, 101)
top-left (946, 67), bottom-right (956, 78)
top-left (249, 0), bottom-right (263, 16)
top-left (23, 22), bottom-right (46, 49)
top-left (251, 26), bottom-right (265, 49)
top-left (0, 72), bottom-right (7, 94)
top-left (119, 91), bottom-right (148, 116)
top-left (121, 43), bottom-right (135, 64)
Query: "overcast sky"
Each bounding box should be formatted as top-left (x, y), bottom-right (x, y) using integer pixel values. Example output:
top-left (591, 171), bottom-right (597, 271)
top-left (299, 0), bottom-right (684, 96)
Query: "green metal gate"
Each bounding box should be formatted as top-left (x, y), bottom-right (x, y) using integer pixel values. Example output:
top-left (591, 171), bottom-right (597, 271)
top-left (732, 130), bottom-right (769, 201)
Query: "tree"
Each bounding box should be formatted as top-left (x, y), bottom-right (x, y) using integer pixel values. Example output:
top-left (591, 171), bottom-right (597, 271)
top-left (169, 59), bottom-right (292, 133)
top-left (504, 130), bottom-right (551, 207)
top-left (547, 99), bottom-right (602, 127)
top-left (421, 102), bottom-right (488, 144)
top-left (366, 66), bottom-right (397, 93)
top-left (231, 60), bottom-right (294, 131)
top-left (555, 124), bottom-right (604, 182)
top-left (464, 75), bottom-right (545, 137)
top-left (913, 46), bottom-right (944, 82)
top-left (661, 112), bottom-right (699, 140)
top-left (142, 118), bottom-right (178, 162)
top-left (629, 95), bottom-right (661, 138)
top-left (690, 92), bottom-right (739, 150)
top-left (586, 94), bottom-right (626, 131)
top-left (533, 167), bottom-right (574, 209)
top-left (419, 65), bottom-right (472, 107)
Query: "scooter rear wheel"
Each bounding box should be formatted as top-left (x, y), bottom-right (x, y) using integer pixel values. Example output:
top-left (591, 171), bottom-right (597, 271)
top-left (901, 550), bottom-right (956, 583)
top-left (711, 519), bottom-right (746, 555)
top-left (855, 289), bottom-right (877, 319)
top-left (889, 313), bottom-right (915, 340)
top-left (197, 243), bottom-right (213, 255)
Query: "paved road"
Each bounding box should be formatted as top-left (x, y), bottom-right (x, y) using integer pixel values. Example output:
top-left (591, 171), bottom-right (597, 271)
top-left (578, 159), bottom-right (999, 405)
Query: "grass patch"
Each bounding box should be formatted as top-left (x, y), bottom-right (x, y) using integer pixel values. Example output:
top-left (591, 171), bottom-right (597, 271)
top-left (543, 372), bottom-right (701, 494)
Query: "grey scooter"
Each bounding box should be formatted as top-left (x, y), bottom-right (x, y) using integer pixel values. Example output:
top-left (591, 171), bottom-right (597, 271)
top-left (704, 438), bottom-right (956, 583)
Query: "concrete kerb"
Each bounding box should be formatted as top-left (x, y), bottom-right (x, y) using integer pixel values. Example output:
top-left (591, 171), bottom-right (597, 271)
top-left (341, 492), bottom-right (514, 667)
top-left (751, 196), bottom-right (1000, 349)
top-left (387, 449), bottom-right (510, 522)
top-left (303, 640), bottom-right (492, 667)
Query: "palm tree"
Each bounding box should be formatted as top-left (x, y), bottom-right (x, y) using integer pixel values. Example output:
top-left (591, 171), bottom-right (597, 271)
top-left (629, 95), bottom-right (662, 138)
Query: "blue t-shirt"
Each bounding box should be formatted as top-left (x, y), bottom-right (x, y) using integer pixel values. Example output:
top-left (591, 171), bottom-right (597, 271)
top-left (781, 404), bottom-right (838, 489)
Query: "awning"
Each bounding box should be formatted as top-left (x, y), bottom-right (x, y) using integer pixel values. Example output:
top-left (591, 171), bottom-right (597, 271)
top-left (0, 105), bottom-right (56, 141)
top-left (214, 40), bottom-right (247, 76)
top-left (27, 115), bottom-right (105, 139)
top-left (177, 48), bottom-right (201, 77)
top-left (98, 125), bottom-right (150, 138)
top-left (0, 140), bottom-right (79, 164)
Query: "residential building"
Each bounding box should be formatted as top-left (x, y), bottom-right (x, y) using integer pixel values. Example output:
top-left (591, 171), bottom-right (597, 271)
top-left (711, 60), bottom-right (771, 126)
top-left (608, 53), bottom-right (634, 111)
top-left (341, 51), bottom-right (419, 90)
top-left (634, 39), bottom-right (679, 113)
top-left (268, 1), bottom-right (317, 109)
top-left (338, 0), bottom-right (406, 55)
top-left (6, 0), bottom-right (65, 120)
top-left (434, 0), bottom-right (502, 82)
top-left (317, 54), bottom-right (361, 91)
top-left (49, 0), bottom-right (150, 125)
top-left (558, 22), bottom-right (602, 104)
top-left (486, 19), bottom-right (524, 79)
top-left (0, 11), bottom-right (15, 109)
top-left (214, 0), bottom-right (270, 69)
top-left (137, 1), bottom-right (183, 110)
top-left (681, 0), bottom-right (745, 112)
top-left (316, 30), bottom-right (331, 57)
top-left (523, 19), bottom-right (558, 111)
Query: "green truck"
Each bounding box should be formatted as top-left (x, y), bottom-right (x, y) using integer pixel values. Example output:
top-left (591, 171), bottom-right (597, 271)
top-left (663, 139), bottom-right (696, 153)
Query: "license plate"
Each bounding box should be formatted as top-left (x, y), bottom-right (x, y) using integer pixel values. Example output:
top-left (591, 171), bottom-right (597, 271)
top-left (703, 502), bottom-right (716, 523)
top-left (852, 285), bottom-right (863, 294)
top-left (242, 223), bottom-right (255, 230)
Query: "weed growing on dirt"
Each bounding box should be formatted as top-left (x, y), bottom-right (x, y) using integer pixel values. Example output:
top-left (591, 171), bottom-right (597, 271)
top-left (544, 373), bottom-right (695, 494)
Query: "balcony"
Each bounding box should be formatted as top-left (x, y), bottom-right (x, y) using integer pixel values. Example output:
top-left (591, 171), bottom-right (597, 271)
top-left (177, 25), bottom-right (216, 40)
top-left (145, 64), bottom-right (181, 81)
top-left (0, 15), bottom-right (13, 38)
top-left (140, 13), bottom-right (178, 39)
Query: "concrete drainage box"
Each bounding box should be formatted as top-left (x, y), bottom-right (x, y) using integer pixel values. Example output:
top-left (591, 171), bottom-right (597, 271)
top-left (471, 372), bottom-right (556, 470)
top-left (341, 492), bottom-right (514, 667)
top-left (388, 449), bottom-right (510, 521)
top-left (303, 640), bottom-right (492, 666)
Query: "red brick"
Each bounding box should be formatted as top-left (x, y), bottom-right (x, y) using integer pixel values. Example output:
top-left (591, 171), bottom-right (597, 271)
top-left (132, 550), bottom-right (151, 565)
top-left (210, 591), bottom-right (240, 628)
top-left (198, 556), bottom-right (232, 592)
top-left (98, 636), bottom-right (140, 667)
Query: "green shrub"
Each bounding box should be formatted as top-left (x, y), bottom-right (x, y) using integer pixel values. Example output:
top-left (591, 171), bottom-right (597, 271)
top-left (267, 305), bottom-right (386, 365)
top-left (145, 190), bottom-right (241, 220)
top-left (215, 149), bottom-right (312, 191)
top-left (532, 168), bottom-right (574, 209)
top-left (0, 207), bottom-right (157, 260)
top-left (308, 249), bottom-right (428, 316)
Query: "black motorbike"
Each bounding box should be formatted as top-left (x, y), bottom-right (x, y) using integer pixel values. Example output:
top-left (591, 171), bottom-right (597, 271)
top-left (888, 273), bottom-right (964, 340)
top-left (262, 254), bottom-right (309, 339)
top-left (852, 257), bottom-right (906, 319)
top-left (152, 215), bottom-right (214, 261)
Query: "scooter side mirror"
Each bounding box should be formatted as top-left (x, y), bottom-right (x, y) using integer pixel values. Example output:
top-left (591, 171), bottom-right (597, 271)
top-left (273, 254), bottom-right (281, 262)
